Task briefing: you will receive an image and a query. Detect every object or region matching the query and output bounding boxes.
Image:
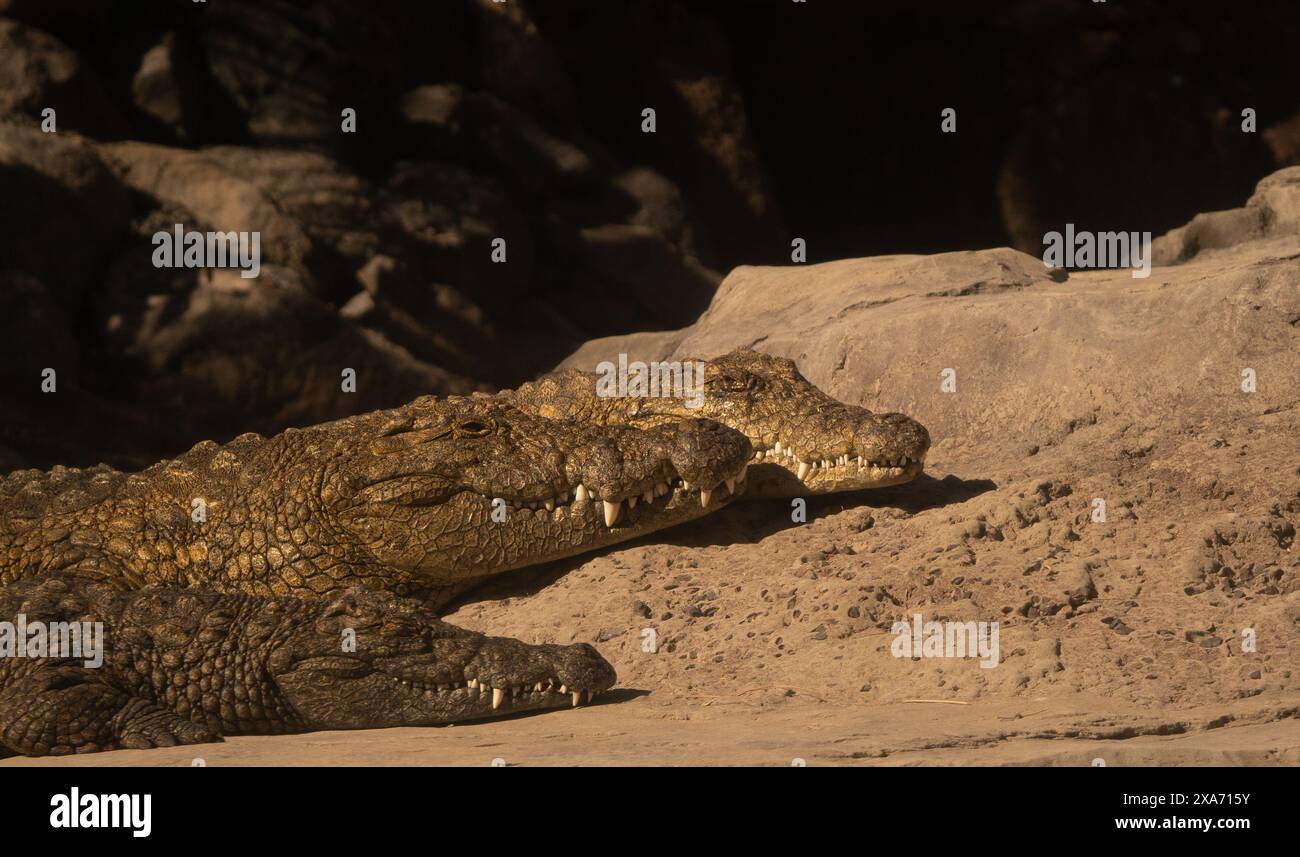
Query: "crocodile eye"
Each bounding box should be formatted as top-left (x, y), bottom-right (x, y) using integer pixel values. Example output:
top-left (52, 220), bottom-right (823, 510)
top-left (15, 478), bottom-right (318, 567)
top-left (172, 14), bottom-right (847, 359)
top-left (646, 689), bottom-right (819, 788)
top-left (709, 372), bottom-right (755, 393)
top-left (455, 418), bottom-right (494, 437)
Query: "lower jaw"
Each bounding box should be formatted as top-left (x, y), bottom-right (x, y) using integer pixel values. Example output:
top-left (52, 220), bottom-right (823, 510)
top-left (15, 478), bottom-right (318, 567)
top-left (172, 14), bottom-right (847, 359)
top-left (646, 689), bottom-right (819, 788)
top-left (742, 460), bottom-right (924, 496)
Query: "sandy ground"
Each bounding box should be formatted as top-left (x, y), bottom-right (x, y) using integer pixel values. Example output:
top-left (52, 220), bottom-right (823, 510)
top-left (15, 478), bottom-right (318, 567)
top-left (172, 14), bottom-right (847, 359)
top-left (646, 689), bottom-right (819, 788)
top-left (5, 696), bottom-right (1295, 767)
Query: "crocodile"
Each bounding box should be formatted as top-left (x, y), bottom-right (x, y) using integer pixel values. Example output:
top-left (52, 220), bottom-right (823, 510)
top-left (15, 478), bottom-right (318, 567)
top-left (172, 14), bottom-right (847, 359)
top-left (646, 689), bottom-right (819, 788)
top-left (502, 347), bottom-right (931, 497)
top-left (0, 575), bottom-right (615, 756)
top-left (0, 395), bottom-right (752, 610)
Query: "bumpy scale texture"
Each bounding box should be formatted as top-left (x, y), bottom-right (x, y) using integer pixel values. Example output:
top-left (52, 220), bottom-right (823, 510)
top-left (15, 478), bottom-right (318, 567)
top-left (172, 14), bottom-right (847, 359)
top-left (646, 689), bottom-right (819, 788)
top-left (0, 575), bottom-right (615, 756)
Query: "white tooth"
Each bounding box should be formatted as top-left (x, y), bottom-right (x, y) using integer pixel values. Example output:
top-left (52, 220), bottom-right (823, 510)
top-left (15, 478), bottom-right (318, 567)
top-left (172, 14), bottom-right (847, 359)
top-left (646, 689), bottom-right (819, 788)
top-left (584, 690), bottom-right (594, 704)
top-left (725, 478), bottom-right (736, 494)
top-left (682, 480), bottom-right (692, 492)
top-left (560, 685), bottom-right (568, 694)
top-left (572, 691), bottom-right (582, 708)
top-left (774, 441), bottom-right (783, 455)
top-left (857, 456), bottom-right (864, 468)
top-left (655, 482), bottom-right (668, 496)
top-left (544, 498), bottom-right (555, 511)
top-left (700, 488), bottom-right (712, 506)
top-left (575, 483), bottom-right (588, 504)
top-left (643, 489), bottom-right (654, 503)
top-left (492, 687), bottom-right (505, 710)
top-left (796, 461), bottom-right (812, 480)
top-left (468, 678), bottom-right (478, 689)
top-left (535, 682), bottom-right (544, 692)
top-left (628, 494), bottom-right (638, 509)
top-left (603, 499), bottom-right (621, 527)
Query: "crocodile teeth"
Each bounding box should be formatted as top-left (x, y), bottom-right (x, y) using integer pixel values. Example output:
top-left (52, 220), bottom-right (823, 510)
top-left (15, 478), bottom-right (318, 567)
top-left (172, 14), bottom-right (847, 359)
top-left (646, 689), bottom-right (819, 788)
top-left (535, 681), bottom-right (544, 692)
top-left (643, 488), bottom-right (654, 503)
top-left (468, 678), bottom-right (477, 689)
top-left (725, 478), bottom-right (736, 494)
top-left (655, 482), bottom-right (669, 497)
top-left (492, 687), bottom-right (505, 710)
top-left (560, 684), bottom-right (568, 694)
top-left (544, 499), bottom-right (555, 511)
top-left (796, 461), bottom-right (812, 480)
top-left (774, 441), bottom-right (783, 455)
top-left (681, 480), bottom-right (692, 492)
top-left (572, 691), bottom-right (582, 708)
top-left (700, 488), bottom-right (713, 507)
top-left (574, 483), bottom-right (589, 504)
top-left (627, 494), bottom-right (638, 509)
top-left (603, 499), bottom-right (621, 527)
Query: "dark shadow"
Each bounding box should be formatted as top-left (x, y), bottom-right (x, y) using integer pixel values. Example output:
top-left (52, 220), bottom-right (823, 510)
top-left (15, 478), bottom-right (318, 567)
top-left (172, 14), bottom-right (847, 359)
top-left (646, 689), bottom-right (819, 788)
top-left (591, 688), bottom-right (651, 705)
top-left (449, 473), bottom-right (996, 608)
top-left (832, 472), bottom-right (999, 515)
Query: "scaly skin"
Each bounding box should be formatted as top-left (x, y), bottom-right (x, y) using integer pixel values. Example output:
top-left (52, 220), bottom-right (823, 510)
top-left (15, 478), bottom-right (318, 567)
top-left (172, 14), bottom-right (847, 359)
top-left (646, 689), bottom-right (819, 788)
top-left (0, 575), bottom-right (615, 756)
top-left (505, 348), bottom-right (931, 497)
top-left (0, 396), bottom-right (751, 609)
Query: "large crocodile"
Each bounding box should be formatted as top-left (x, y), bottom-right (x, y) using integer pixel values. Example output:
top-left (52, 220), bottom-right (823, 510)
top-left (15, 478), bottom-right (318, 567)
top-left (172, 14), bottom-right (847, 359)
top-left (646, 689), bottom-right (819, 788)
top-left (0, 575), bottom-right (615, 756)
top-left (503, 347), bottom-right (931, 497)
top-left (0, 395), bottom-right (751, 610)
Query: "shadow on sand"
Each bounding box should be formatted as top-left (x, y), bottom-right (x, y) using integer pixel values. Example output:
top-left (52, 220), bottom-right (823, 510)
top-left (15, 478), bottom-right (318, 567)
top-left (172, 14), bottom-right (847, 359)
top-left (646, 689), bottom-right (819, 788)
top-left (448, 472), bottom-right (995, 610)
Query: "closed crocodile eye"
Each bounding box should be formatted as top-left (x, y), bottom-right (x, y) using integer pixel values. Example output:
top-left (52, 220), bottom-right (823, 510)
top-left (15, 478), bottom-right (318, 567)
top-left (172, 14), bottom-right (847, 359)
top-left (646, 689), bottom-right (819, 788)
top-left (369, 424), bottom-right (454, 453)
top-left (455, 419), bottom-right (494, 437)
top-left (709, 373), bottom-right (753, 393)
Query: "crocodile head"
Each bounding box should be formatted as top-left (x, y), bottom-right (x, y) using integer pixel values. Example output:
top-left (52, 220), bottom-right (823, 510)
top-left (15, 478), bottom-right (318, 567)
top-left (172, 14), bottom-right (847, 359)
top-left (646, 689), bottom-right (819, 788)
top-left (325, 396), bottom-right (752, 597)
top-left (271, 587), bottom-right (617, 727)
top-left (680, 349), bottom-right (931, 495)
top-left (512, 348), bottom-right (930, 497)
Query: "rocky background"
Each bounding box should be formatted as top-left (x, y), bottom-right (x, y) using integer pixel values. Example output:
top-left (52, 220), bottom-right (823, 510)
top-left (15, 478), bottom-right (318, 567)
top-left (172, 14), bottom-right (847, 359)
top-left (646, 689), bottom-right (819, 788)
top-left (2, 0), bottom-right (1300, 471)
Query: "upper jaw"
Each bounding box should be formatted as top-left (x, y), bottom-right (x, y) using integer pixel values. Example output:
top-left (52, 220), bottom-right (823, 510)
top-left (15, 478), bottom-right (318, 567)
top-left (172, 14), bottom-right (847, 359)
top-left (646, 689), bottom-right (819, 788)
top-left (377, 646), bottom-right (616, 716)
top-left (495, 457), bottom-right (752, 528)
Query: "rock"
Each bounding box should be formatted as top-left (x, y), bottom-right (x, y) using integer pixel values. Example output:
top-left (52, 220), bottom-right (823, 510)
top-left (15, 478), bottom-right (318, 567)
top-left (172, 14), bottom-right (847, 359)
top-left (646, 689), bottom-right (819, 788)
top-left (96, 263), bottom-right (481, 441)
top-left (1263, 110), bottom-right (1300, 167)
top-left (558, 173), bottom-right (1300, 460)
top-left (1058, 562), bottom-right (1098, 608)
top-left (0, 124), bottom-right (131, 306)
top-left (572, 223), bottom-right (721, 329)
top-left (196, 0), bottom-right (408, 145)
top-left (469, 0), bottom-right (577, 127)
top-left (0, 18), bottom-right (128, 138)
top-left (130, 30), bottom-right (212, 144)
top-left (1152, 167), bottom-right (1300, 264)
top-left (98, 141), bottom-right (315, 284)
